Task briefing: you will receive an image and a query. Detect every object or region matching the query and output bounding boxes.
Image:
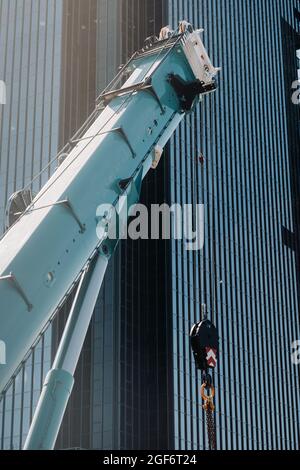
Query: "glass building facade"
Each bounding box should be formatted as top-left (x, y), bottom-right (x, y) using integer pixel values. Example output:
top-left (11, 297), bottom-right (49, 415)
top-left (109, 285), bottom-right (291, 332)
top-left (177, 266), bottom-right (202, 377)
top-left (55, 0), bottom-right (173, 450)
top-left (168, 0), bottom-right (300, 450)
top-left (0, 0), bottom-right (63, 448)
top-left (1, 0), bottom-right (300, 451)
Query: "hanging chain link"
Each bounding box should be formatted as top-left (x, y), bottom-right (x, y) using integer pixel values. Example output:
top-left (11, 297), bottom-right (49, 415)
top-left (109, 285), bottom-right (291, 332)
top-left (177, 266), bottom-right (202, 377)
top-left (201, 381), bottom-right (217, 450)
top-left (205, 406), bottom-right (216, 450)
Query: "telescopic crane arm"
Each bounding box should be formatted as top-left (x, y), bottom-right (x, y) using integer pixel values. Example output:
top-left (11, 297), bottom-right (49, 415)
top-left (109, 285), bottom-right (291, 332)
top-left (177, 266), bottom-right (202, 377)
top-left (0, 21), bottom-right (219, 449)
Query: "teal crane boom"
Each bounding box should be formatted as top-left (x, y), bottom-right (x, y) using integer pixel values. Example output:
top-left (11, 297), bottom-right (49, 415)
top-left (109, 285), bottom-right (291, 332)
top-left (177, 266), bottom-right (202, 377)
top-left (0, 21), bottom-right (219, 449)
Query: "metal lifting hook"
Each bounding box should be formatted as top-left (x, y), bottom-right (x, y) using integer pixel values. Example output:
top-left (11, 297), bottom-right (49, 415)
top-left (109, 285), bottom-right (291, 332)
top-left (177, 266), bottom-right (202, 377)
top-left (190, 310), bottom-right (219, 450)
top-left (201, 382), bottom-right (215, 411)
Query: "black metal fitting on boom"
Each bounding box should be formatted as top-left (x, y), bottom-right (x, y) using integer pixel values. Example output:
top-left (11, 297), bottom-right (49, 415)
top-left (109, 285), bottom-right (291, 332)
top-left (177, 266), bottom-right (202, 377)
top-left (168, 73), bottom-right (217, 112)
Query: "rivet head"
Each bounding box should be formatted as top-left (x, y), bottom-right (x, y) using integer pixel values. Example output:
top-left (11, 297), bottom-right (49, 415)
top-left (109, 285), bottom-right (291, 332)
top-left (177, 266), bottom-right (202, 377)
top-left (44, 271), bottom-right (55, 287)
